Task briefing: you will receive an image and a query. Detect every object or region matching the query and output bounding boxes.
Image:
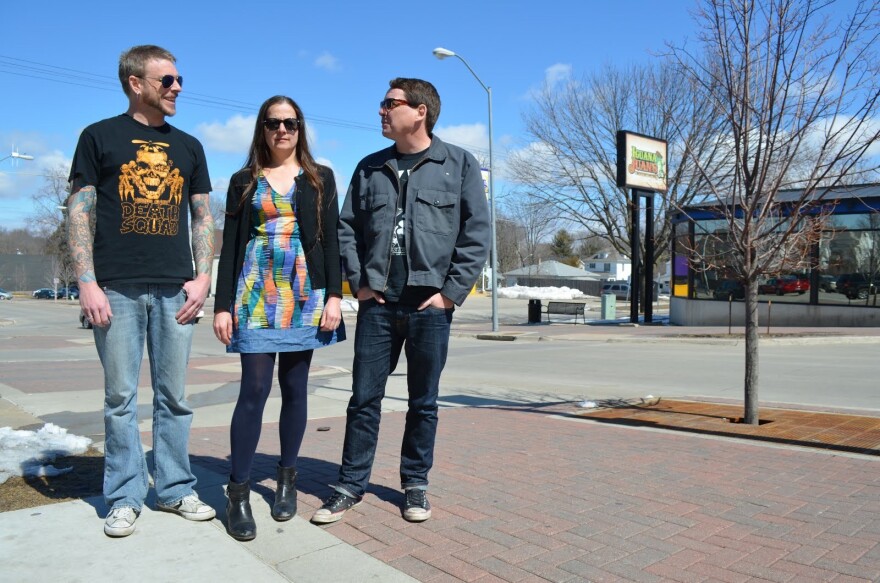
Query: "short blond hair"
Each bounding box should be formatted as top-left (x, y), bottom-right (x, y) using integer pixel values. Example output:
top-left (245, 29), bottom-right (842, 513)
top-left (118, 45), bottom-right (176, 96)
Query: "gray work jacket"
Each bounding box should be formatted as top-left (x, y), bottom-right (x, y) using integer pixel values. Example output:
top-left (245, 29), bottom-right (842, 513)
top-left (338, 136), bottom-right (490, 306)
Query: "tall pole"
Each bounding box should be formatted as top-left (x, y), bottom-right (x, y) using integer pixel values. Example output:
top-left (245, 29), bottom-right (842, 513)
top-left (630, 190), bottom-right (640, 323)
top-left (486, 86), bottom-right (498, 332)
top-left (433, 47), bottom-right (499, 332)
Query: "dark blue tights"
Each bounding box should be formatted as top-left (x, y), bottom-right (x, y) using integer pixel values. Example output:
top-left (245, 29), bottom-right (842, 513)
top-left (229, 351), bottom-right (313, 483)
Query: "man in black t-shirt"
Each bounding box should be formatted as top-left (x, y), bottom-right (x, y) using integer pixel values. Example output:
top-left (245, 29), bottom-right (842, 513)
top-left (67, 45), bottom-right (216, 538)
top-left (312, 78), bottom-right (490, 525)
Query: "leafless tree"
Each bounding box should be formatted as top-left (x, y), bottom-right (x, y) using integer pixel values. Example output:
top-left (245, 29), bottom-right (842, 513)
top-left (0, 227), bottom-right (43, 254)
top-left (509, 59), bottom-right (728, 270)
top-left (498, 190), bottom-right (557, 273)
top-left (28, 164), bottom-right (70, 237)
top-left (209, 195), bottom-right (227, 230)
top-left (668, 0), bottom-right (880, 423)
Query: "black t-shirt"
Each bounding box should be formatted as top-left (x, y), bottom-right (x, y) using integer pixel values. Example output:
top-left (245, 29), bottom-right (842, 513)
top-left (69, 114), bottom-right (212, 286)
top-left (383, 148), bottom-right (438, 305)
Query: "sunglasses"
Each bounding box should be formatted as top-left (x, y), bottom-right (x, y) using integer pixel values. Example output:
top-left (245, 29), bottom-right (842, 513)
top-left (379, 98), bottom-right (414, 111)
top-left (263, 117), bottom-right (302, 132)
top-left (140, 75), bottom-right (183, 89)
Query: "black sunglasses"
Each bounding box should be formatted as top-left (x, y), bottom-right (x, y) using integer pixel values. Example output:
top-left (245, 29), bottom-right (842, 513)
top-left (140, 75), bottom-right (183, 89)
top-left (379, 98), bottom-right (415, 111)
top-left (263, 117), bottom-right (302, 132)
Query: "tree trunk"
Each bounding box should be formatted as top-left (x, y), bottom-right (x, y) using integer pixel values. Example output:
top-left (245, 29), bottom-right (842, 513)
top-left (743, 279), bottom-right (760, 424)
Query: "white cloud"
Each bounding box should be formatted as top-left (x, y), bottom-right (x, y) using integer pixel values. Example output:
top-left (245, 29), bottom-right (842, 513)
top-left (314, 52), bottom-right (341, 71)
top-left (545, 63), bottom-right (572, 87)
top-left (434, 123), bottom-right (488, 157)
top-left (195, 115), bottom-right (255, 154)
top-left (35, 150), bottom-right (71, 174)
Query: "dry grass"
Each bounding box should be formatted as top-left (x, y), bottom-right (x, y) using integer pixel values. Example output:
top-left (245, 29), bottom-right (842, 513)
top-left (0, 448), bottom-right (104, 512)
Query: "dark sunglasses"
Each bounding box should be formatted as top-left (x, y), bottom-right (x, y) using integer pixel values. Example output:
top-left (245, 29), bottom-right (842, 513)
top-left (263, 117), bottom-right (301, 132)
top-left (140, 75), bottom-right (183, 89)
top-left (379, 98), bottom-right (414, 111)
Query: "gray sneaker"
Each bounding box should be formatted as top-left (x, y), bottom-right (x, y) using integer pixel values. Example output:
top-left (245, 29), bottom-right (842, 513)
top-left (403, 489), bottom-right (431, 522)
top-left (104, 506), bottom-right (138, 537)
top-left (311, 491), bottom-right (361, 524)
top-left (156, 493), bottom-right (216, 521)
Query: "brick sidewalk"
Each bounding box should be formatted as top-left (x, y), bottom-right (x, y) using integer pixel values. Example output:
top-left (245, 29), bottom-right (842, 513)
top-left (187, 405), bottom-right (880, 582)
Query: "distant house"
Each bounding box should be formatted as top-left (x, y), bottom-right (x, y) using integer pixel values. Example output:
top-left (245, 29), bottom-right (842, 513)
top-left (583, 251), bottom-right (632, 282)
top-left (504, 260), bottom-right (602, 295)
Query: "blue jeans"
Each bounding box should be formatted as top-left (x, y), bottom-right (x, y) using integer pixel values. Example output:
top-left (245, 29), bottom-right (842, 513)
top-left (93, 284), bottom-right (197, 511)
top-left (336, 300), bottom-right (452, 498)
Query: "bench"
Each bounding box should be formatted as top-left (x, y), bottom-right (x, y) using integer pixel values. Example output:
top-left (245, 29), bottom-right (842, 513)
top-left (542, 301), bottom-right (587, 324)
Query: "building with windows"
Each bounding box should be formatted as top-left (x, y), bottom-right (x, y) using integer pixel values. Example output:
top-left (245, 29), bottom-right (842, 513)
top-left (669, 184), bottom-right (880, 326)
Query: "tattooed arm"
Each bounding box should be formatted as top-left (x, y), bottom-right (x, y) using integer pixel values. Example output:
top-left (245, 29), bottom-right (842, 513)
top-left (67, 186), bottom-right (112, 327)
top-left (177, 192), bottom-right (215, 324)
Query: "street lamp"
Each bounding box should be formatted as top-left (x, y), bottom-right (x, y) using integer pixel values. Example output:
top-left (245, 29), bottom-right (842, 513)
top-left (0, 149), bottom-right (35, 163)
top-left (432, 46), bottom-right (499, 332)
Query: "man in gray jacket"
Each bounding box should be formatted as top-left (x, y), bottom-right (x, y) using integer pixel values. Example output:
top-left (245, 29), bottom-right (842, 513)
top-left (312, 78), bottom-right (490, 524)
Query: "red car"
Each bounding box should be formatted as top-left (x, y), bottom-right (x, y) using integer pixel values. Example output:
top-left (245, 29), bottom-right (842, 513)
top-left (759, 275), bottom-right (809, 295)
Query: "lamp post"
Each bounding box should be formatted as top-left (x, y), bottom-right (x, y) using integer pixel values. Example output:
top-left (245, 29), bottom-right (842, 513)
top-left (432, 47), bottom-right (499, 332)
top-left (0, 149), bottom-right (35, 164)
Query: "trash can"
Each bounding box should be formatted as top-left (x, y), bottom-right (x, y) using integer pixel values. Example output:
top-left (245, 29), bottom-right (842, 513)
top-left (528, 299), bottom-right (542, 324)
top-left (601, 293), bottom-right (616, 320)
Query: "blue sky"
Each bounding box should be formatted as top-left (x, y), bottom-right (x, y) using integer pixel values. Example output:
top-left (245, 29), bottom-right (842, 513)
top-left (0, 0), bottom-right (698, 230)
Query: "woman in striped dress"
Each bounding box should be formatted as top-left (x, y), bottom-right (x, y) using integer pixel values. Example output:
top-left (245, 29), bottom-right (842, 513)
top-left (213, 96), bottom-right (345, 541)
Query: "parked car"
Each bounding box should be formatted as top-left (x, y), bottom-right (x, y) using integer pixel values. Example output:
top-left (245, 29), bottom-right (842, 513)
top-left (601, 282), bottom-right (630, 300)
top-left (32, 288), bottom-right (57, 299)
top-left (836, 273), bottom-right (880, 300)
top-left (57, 286), bottom-right (79, 299)
top-left (819, 274), bottom-right (838, 292)
top-left (758, 275), bottom-right (809, 296)
top-left (712, 279), bottom-right (745, 300)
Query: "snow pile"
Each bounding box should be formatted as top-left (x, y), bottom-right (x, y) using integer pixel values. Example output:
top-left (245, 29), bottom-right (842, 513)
top-left (495, 285), bottom-right (589, 300)
top-left (0, 424), bottom-right (92, 485)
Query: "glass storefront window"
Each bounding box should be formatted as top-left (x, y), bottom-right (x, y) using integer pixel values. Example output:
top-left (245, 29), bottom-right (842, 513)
top-left (673, 210), bottom-right (880, 307)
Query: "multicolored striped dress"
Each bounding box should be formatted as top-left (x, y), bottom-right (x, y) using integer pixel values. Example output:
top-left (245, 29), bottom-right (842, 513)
top-left (227, 172), bottom-right (344, 353)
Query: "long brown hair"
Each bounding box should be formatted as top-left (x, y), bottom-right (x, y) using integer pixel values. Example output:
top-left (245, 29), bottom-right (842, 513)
top-left (238, 95), bottom-right (325, 237)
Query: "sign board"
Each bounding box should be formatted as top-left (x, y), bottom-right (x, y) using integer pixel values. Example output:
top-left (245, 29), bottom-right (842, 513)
top-left (480, 168), bottom-right (490, 200)
top-left (616, 130), bottom-right (668, 192)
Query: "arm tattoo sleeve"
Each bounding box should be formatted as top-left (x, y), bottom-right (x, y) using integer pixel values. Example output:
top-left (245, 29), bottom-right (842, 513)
top-left (66, 186), bottom-right (98, 284)
top-left (190, 193), bottom-right (215, 276)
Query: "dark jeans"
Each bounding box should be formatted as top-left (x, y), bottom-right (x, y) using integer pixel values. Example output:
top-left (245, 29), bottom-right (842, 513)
top-left (336, 300), bottom-right (452, 498)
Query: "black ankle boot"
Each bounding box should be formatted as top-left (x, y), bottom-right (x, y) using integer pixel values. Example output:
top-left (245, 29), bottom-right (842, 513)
top-left (272, 464), bottom-right (297, 521)
top-left (226, 479), bottom-right (256, 541)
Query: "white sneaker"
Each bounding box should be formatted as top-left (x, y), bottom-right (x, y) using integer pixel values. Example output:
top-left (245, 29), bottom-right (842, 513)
top-left (156, 493), bottom-right (216, 521)
top-left (104, 507), bottom-right (138, 537)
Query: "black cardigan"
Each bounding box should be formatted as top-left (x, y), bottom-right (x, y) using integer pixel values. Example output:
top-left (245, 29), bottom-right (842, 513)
top-left (214, 165), bottom-right (342, 313)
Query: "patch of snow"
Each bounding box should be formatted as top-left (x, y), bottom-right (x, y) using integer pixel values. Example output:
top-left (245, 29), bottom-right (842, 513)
top-left (496, 285), bottom-right (592, 300)
top-left (0, 424), bottom-right (92, 485)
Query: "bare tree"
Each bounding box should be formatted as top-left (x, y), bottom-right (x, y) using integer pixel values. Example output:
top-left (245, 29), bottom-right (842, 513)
top-left (209, 194), bottom-right (227, 230)
top-left (29, 164), bottom-right (70, 237)
top-left (669, 0), bottom-right (880, 423)
top-left (498, 190), bottom-right (557, 271)
top-left (0, 227), bottom-right (43, 254)
top-left (510, 59), bottom-right (728, 270)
